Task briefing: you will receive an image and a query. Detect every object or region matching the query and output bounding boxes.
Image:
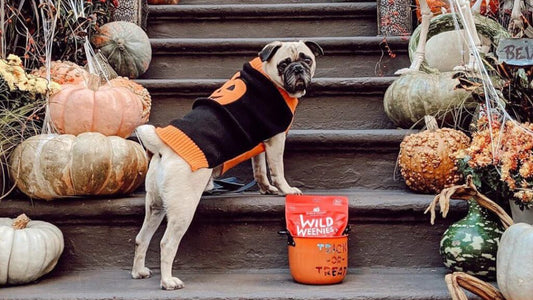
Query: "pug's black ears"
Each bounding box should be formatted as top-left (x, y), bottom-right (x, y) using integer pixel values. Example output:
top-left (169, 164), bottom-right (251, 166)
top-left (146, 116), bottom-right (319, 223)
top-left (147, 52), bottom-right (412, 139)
top-left (259, 41), bottom-right (283, 62)
top-left (303, 41), bottom-right (324, 57)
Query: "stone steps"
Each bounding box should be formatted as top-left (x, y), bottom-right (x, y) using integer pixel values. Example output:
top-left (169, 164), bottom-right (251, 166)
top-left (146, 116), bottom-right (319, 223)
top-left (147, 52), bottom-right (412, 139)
top-left (147, 3), bottom-right (378, 38)
top-left (143, 37), bottom-right (409, 79)
top-left (0, 267), bottom-right (458, 300)
top-left (138, 77), bottom-right (398, 129)
top-left (1, 190), bottom-right (466, 273)
top-left (178, 128), bottom-right (415, 190)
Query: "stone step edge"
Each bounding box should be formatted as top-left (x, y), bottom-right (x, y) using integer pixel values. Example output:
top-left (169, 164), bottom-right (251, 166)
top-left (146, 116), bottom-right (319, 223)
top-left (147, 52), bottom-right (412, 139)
top-left (149, 36), bottom-right (409, 55)
top-left (135, 77), bottom-right (398, 96)
top-left (2, 188), bottom-right (467, 224)
top-left (0, 267), bottom-right (456, 300)
top-left (148, 3), bottom-right (376, 19)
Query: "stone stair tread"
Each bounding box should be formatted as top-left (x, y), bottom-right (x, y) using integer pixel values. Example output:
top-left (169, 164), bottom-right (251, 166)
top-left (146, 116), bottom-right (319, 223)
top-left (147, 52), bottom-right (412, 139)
top-left (2, 188), bottom-right (465, 222)
top-left (148, 2), bottom-right (376, 17)
top-left (0, 267), bottom-right (456, 300)
top-left (149, 36), bottom-right (408, 54)
top-left (136, 77), bottom-right (397, 96)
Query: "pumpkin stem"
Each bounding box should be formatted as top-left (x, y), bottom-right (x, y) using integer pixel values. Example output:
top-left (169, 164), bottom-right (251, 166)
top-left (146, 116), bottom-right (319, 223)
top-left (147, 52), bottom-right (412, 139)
top-left (87, 73), bottom-right (101, 91)
top-left (12, 213), bottom-right (30, 229)
top-left (424, 115), bottom-right (439, 131)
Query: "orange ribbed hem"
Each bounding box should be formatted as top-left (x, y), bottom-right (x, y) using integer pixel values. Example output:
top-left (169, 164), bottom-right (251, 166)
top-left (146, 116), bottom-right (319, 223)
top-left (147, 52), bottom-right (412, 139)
top-left (155, 126), bottom-right (208, 171)
top-left (221, 143), bottom-right (265, 174)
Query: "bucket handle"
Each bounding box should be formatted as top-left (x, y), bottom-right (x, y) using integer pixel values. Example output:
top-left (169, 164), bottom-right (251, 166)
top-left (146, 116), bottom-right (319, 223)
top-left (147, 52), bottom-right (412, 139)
top-left (278, 226), bottom-right (351, 247)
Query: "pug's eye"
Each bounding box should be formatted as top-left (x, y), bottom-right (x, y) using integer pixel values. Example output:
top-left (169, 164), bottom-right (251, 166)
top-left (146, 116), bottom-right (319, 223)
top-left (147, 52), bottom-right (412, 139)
top-left (303, 58), bottom-right (313, 66)
top-left (278, 62), bottom-right (288, 70)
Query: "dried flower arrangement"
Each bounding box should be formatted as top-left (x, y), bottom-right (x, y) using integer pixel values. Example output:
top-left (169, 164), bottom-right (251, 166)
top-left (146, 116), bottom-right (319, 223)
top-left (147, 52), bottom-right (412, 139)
top-left (0, 54), bottom-right (60, 197)
top-left (456, 115), bottom-right (533, 210)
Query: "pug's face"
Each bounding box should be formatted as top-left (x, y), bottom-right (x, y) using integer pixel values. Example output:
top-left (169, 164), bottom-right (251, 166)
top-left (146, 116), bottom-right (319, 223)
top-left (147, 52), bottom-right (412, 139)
top-left (259, 40), bottom-right (323, 98)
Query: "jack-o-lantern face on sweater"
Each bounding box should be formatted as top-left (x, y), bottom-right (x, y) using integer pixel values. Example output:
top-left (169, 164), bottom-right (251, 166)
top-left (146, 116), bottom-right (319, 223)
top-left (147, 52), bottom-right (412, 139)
top-left (209, 72), bottom-right (247, 105)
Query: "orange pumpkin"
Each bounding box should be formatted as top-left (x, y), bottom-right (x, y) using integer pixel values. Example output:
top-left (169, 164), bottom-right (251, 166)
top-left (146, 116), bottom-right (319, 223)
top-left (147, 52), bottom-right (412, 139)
top-left (32, 60), bottom-right (88, 85)
top-left (49, 74), bottom-right (146, 137)
top-left (398, 116), bottom-right (470, 193)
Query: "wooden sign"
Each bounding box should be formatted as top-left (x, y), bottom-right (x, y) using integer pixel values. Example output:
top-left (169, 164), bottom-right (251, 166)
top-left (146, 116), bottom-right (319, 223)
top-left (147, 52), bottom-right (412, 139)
top-left (496, 38), bottom-right (533, 66)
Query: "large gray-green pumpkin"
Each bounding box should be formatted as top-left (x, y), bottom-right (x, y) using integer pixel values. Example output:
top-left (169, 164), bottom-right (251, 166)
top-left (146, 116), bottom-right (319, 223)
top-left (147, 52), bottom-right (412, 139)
top-left (91, 21), bottom-right (151, 79)
top-left (9, 132), bottom-right (148, 200)
top-left (383, 71), bottom-right (477, 129)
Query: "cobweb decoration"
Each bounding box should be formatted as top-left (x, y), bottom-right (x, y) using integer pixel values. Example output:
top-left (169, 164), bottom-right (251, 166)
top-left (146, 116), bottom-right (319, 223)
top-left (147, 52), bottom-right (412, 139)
top-left (448, 0), bottom-right (533, 205)
top-left (448, 0), bottom-right (533, 145)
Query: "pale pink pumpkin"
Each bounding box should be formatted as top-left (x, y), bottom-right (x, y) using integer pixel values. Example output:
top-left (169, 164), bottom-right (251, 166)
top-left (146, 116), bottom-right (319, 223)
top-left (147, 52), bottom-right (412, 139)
top-left (49, 74), bottom-right (145, 137)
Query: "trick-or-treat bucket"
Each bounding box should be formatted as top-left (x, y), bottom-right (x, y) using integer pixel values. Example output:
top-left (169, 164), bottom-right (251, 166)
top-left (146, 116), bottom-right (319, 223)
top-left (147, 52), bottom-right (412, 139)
top-left (287, 234), bottom-right (348, 285)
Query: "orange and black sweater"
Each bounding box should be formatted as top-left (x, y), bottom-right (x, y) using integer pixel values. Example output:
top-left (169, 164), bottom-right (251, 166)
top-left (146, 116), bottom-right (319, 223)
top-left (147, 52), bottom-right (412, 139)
top-left (155, 57), bottom-right (298, 173)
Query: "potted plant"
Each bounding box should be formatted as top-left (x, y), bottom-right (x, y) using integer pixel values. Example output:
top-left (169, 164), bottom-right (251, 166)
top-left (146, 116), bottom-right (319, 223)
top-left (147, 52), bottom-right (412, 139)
top-left (455, 115), bottom-right (533, 223)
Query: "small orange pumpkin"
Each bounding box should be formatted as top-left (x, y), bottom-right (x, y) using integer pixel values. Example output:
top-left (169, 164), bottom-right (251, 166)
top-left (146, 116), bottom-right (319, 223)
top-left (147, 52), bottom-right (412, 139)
top-left (49, 74), bottom-right (146, 137)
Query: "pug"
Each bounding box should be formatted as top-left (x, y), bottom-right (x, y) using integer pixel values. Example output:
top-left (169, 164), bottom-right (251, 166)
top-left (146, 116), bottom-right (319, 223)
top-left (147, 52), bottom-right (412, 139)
top-left (131, 40), bottom-right (323, 290)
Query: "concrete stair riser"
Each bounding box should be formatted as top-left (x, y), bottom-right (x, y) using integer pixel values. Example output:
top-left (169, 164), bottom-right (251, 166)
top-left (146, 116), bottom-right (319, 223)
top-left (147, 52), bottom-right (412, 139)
top-left (147, 93), bottom-right (396, 130)
top-left (147, 3), bottom-right (378, 39)
top-left (142, 37), bottom-right (409, 79)
top-left (144, 53), bottom-right (408, 79)
top-left (2, 193), bottom-right (466, 273)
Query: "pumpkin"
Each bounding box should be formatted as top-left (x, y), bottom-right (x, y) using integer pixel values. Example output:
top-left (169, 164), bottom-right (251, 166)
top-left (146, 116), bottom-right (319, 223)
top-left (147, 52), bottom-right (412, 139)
top-left (383, 71), bottom-right (477, 129)
top-left (9, 132), bottom-right (148, 200)
top-left (49, 74), bottom-right (146, 137)
top-left (408, 13), bottom-right (510, 73)
top-left (0, 214), bottom-right (64, 285)
top-left (497, 223), bottom-right (533, 300)
top-left (32, 60), bottom-right (88, 85)
top-left (91, 21), bottom-right (151, 79)
top-left (109, 76), bottom-right (151, 123)
top-left (398, 116), bottom-right (470, 193)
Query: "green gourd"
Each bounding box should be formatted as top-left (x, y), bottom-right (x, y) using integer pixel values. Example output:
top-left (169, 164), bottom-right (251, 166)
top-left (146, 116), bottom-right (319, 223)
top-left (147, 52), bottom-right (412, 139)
top-left (440, 199), bottom-right (504, 280)
top-left (91, 21), bottom-right (151, 79)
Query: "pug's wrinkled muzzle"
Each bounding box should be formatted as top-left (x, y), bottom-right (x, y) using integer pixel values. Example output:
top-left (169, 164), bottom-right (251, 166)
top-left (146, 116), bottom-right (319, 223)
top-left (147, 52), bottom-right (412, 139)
top-left (283, 63), bottom-right (312, 94)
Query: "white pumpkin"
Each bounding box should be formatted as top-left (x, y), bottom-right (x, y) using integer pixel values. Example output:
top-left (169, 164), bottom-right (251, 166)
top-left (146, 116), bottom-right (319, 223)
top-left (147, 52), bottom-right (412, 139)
top-left (497, 223), bottom-right (533, 300)
top-left (0, 214), bottom-right (64, 285)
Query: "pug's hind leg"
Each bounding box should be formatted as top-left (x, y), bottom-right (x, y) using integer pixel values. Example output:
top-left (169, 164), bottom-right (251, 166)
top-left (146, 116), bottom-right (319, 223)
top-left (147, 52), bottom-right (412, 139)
top-left (252, 152), bottom-right (279, 194)
top-left (132, 155), bottom-right (166, 279)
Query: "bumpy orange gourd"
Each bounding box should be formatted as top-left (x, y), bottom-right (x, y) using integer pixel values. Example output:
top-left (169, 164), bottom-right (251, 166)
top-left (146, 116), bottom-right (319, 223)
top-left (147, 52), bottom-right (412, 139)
top-left (32, 60), bottom-right (89, 85)
top-left (9, 132), bottom-right (148, 200)
top-left (49, 74), bottom-right (145, 137)
top-left (398, 116), bottom-right (471, 193)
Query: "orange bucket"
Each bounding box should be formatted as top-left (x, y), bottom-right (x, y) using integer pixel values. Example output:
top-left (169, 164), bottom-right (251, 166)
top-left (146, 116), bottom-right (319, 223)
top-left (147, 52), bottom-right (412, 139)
top-left (288, 235), bottom-right (348, 285)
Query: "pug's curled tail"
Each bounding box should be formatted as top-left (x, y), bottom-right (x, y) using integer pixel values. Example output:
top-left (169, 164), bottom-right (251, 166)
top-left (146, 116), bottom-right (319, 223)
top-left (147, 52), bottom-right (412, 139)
top-left (135, 124), bottom-right (165, 155)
